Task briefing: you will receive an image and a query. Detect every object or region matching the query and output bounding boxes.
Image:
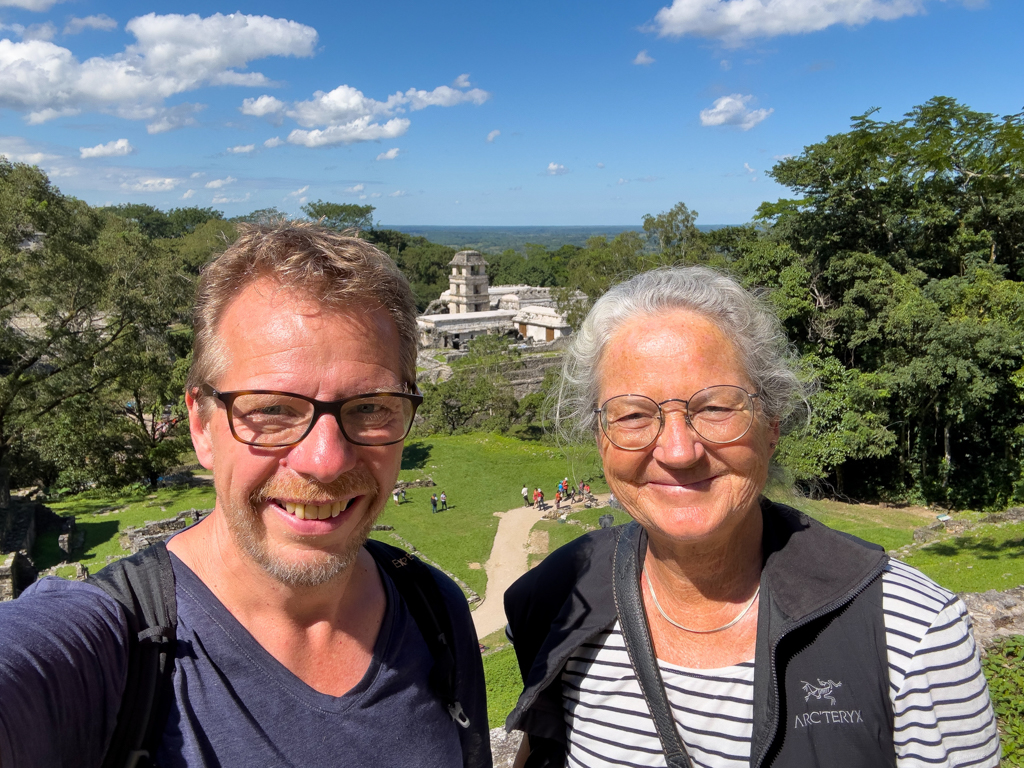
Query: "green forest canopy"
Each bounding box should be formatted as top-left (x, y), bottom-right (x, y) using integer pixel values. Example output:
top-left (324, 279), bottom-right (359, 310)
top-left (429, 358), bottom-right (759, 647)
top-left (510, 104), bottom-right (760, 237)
top-left (3, 96), bottom-right (1024, 510)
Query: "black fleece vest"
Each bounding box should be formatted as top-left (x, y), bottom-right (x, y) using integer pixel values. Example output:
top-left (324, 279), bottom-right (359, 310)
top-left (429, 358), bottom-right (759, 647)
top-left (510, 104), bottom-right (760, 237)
top-left (505, 501), bottom-right (895, 768)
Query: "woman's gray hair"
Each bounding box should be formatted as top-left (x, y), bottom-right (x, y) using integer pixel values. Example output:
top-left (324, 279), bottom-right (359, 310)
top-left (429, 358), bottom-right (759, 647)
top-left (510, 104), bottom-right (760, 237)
top-left (556, 265), bottom-right (808, 444)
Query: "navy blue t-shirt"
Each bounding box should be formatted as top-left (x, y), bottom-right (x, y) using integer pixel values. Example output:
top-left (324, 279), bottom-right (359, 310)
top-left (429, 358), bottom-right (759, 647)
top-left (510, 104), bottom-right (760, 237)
top-left (0, 552), bottom-right (470, 767)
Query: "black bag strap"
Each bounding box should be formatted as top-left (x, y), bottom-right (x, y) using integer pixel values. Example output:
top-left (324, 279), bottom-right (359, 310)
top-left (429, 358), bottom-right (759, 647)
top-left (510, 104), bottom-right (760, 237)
top-left (612, 522), bottom-right (692, 768)
top-left (87, 541), bottom-right (178, 768)
top-left (364, 538), bottom-right (469, 729)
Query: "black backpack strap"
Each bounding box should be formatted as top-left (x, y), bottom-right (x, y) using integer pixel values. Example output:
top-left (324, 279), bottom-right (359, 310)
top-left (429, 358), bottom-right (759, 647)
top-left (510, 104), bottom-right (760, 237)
top-left (612, 522), bottom-right (692, 768)
top-left (87, 541), bottom-right (178, 768)
top-left (364, 539), bottom-right (469, 729)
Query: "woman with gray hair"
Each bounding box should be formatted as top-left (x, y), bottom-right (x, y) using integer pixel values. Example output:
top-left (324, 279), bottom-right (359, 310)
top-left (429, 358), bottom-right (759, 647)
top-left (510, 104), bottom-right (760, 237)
top-left (503, 267), bottom-right (997, 768)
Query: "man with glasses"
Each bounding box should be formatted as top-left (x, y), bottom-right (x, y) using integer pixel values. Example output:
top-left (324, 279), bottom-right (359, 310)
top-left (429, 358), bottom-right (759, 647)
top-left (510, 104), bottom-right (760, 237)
top-left (0, 224), bottom-right (489, 768)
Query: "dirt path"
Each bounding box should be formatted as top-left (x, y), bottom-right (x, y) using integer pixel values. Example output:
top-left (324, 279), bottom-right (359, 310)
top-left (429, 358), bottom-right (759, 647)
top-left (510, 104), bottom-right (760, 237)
top-left (472, 494), bottom-right (611, 640)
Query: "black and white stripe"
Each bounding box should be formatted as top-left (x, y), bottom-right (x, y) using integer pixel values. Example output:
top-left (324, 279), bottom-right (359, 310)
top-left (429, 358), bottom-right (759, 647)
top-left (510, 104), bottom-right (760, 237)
top-left (561, 560), bottom-right (1000, 767)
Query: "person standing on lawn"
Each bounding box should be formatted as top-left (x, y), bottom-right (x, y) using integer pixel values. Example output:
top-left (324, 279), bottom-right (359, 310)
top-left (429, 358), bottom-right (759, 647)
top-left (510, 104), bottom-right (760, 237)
top-left (0, 224), bottom-right (490, 768)
top-left (440, 491), bottom-right (448, 511)
top-left (431, 493), bottom-right (438, 514)
top-left (522, 484), bottom-right (530, 506)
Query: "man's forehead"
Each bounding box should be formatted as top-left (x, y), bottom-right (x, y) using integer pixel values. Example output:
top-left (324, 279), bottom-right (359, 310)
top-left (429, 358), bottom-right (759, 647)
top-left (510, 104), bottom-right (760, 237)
top-left (211, 279), bottom-right (404, 386)
top-left (221, 279), bottom-right (396, 338)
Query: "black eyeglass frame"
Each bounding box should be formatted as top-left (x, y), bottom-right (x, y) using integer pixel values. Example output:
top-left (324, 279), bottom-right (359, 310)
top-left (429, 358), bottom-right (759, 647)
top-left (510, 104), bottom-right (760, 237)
top-left (199, 383), bottom-right (423, 448)
top-left (594, 386), bottom-right (761, 451)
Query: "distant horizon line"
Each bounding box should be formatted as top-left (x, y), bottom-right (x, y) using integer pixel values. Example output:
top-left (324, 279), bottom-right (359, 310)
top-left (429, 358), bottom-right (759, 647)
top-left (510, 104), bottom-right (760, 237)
top-left (377, 223), bottom-right (737, 229)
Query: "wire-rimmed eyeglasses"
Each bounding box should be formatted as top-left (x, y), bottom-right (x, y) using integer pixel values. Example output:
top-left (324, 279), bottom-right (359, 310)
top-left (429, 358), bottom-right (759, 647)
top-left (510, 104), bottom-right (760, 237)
top-left (200, 384), bottom-right (423, 448)
top-left (595, 385), bottom-right (760, 451)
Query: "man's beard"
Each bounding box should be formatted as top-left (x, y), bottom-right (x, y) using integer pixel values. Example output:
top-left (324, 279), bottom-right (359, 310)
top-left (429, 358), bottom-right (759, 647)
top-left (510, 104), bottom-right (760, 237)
top-left (225, 469), bottom-right (382, 588)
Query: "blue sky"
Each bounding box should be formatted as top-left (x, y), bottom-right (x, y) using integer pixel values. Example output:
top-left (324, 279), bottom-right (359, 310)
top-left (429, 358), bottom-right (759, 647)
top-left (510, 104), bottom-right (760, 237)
top-left (0, 0), bottom-right (1019, 225)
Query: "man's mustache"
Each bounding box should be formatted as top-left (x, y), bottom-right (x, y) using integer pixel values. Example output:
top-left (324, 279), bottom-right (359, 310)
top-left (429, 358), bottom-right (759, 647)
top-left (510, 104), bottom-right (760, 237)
top-left (251, 468), bottom-right (380, 506)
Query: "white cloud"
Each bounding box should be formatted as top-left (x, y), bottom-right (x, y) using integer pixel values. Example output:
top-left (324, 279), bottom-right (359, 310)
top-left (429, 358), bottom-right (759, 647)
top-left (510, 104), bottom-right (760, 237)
top-left (389, 190), bottom-right (408, 197)
top-left (376, 147), bottom-right (400, 160)
top-left (286, 83), bottom-right (489, 128)
top-left (264, 136), bottom-right (283, 148)
top-left (190, 171), bottom-right (203, 178)
top-left (596, 162), bottom-right (605, 169)
top-left (64, 15), bottom-right (118, 35)
top-left (744, 162), bottom-right (755, 173)
top-left (773, 153), bottom-right (794, 160)
top-left (547, 162), bottom-right (569, 176)
top-left (0, 135), bottom-right (59, 164)
top-left (486, 129), bottom-right (500, 143)
top-left (286, 185), bottom-right (308, 197)
top-left (212, 192), bottom-right (251, 204)
top-left (287, 116), bottom-right (410, 148)
top-left (1, 22), bottom-right (57, 41)
top-left (204, 176), bottom-right (236, 189)
top-left (144, 103), bottom-right (204, 134)
top-left (720, 59), bottom-right (732, 70)
top-left (281, 80), bottom-right (489, 148)
top-left (0, 13), bottom-right (317, 126)
top-left (25, 23), bottom-right (56, 41)
top-left (121, 177), bottom-right (180, 192)
top-left (633, 50), bottom-right (655, 65)
top-left (699, 94), bottom-right (773, 130)
top-left (369, 192), bottom-right (381, 198)
top-left (182, 189), bottom-right (195, 199)
top-left (617, 177), bottom-right (629, 185)
top-left (650, 0), bottom-right (951, 45)
top-left (0, 0), bottom-right (66, 11)
top-left (227, 144), bottom-right (255, 154)
top-left (80, 138), bottom-right (133, 158)
top-left (402, 84), bottom-right (490, 110)
top-left (453, 73), bottom-right (471, 88)
top-left (241, 94), bottom-right (284, 116)
top-left (345, 183), bottom-right (364, 193)
top-left (286, 84), bottom-right (390, 127)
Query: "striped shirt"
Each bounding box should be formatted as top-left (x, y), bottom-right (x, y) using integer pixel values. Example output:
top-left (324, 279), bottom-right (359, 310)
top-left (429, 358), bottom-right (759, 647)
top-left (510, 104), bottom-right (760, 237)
top-left (562, 559), bottom-right (1000, 768)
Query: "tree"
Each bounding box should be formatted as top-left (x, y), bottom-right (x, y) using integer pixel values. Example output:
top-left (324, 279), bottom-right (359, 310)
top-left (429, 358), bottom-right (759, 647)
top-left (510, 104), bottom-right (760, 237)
top-left (555, 231), bottom-right (646, 328)
top-left (301, 201), bottom-right (374, 231)
top-left (101, 204), bottom-right (223, 239)
top-left (0, 161), bottom-right (189, 501)
top-left (418, 334), bottom-right (522, 434)
top-left (642, 201), bottom-right (710, 263)
top-left (364, 229), bottom-right (456, 311)
top-left (166, 207), bottom-right (223, 236)
top-left (749, 97), bottom-right (1024, 507)
top-left (230, 207), bottom-right (288, 225)
top-left (101, 203), bottom-right (174, 239)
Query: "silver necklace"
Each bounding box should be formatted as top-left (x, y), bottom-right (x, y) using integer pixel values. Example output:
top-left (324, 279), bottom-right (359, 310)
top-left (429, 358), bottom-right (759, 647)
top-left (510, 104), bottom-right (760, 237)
top-left (643, 565), bottom-right (760, 634)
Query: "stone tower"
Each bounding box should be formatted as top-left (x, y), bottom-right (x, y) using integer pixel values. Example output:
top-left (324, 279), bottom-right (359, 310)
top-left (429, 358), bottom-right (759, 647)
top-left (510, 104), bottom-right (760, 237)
top-left (446, 250), bottom-right (490, 314)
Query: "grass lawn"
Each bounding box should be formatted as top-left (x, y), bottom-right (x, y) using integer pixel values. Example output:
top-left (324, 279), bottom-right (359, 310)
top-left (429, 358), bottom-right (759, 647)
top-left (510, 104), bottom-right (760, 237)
top-left (369, 433), bottom-right (606, 597)
top-left (40, 484), bottom-right (216, 572)
top-left (529, 507), bottom-right (633, 567)
top-left (773, 493), bottom-right (933, 553)
top-left (482, 646), bottom-right (523, 729)
top-left (38, 433), bottom-right (607, 599)
top-left (900, 521), bottom-right (1024, 593)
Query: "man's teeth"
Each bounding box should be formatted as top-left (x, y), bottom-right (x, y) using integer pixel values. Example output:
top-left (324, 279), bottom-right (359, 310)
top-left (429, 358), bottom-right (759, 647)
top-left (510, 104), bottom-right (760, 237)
top-left (282, 500), bottom-right (348, 520)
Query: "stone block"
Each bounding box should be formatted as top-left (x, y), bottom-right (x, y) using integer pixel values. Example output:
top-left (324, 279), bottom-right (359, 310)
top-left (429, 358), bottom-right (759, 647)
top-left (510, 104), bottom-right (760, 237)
top-left (0, 551), bottom-right (37, 601)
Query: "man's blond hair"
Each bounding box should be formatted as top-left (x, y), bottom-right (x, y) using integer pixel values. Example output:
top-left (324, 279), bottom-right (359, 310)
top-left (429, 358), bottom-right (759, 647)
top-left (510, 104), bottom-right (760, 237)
top-left (186, 223), bottom-right (418, 415)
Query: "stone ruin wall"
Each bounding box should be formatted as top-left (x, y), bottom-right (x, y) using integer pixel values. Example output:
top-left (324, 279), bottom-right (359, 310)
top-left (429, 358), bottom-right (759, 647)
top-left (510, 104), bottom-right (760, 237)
top-left (119, 508), bottom-right (211, 554)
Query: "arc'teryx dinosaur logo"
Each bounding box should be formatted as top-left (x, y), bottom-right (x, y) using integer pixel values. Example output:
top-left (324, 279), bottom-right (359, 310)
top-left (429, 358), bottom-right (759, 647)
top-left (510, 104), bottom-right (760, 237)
top-left (802, 679), bottom-right (842, 706)
top-left (795, 678), bottom-right (863, 729)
